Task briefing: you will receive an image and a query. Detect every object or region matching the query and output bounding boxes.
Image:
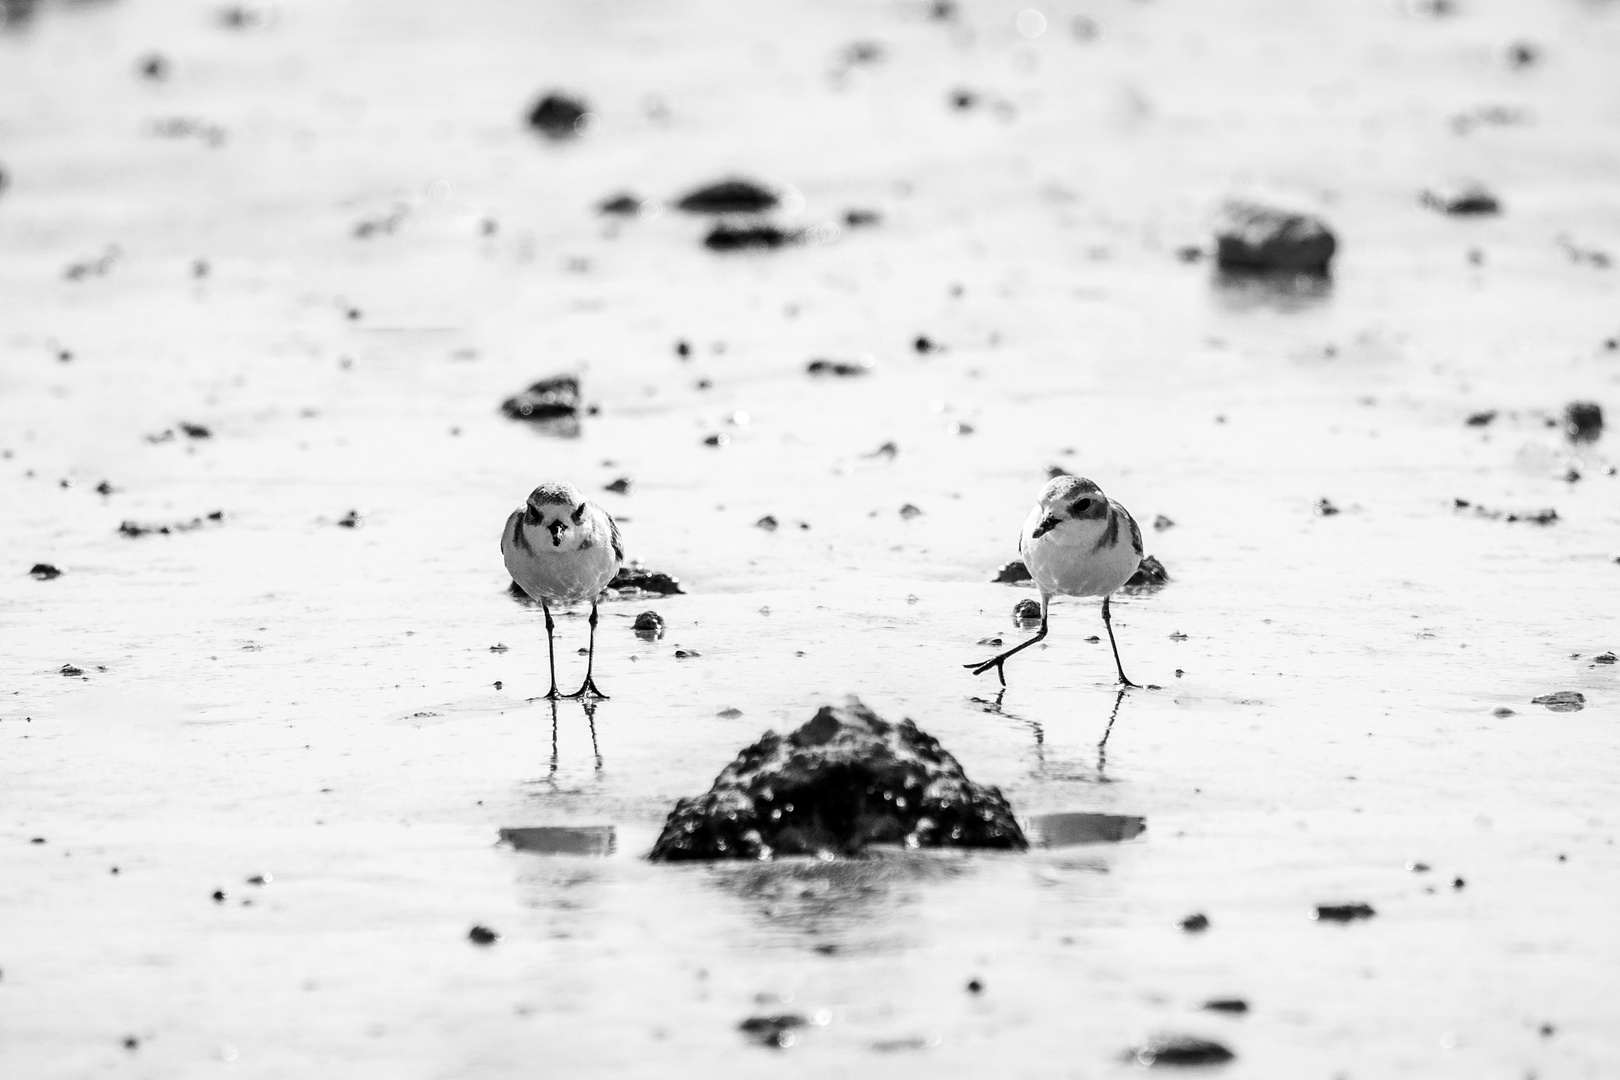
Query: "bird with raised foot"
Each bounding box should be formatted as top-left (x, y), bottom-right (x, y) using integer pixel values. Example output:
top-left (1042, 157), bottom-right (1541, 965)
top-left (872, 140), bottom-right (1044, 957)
top-left (967, 475), bottom-right (1143, 688)
top-left (502, 482), bottom-right (623, 699)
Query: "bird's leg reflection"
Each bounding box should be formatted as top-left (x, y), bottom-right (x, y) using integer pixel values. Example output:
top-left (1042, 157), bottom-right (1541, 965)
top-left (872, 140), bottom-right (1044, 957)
top-left (971, 690), bottom-right (1046, 771)
top-left (547, 698), bottom-right (560, 780)
top-left (1096, 687), bottom-right (1127, 779)
top-left (581, 699), bottom-right (603, 773)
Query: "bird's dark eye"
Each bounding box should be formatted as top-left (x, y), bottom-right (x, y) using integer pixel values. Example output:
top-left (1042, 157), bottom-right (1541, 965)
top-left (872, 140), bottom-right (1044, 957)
top-left (525, 506), bottom-right (541, 525)
top-left (571, 503), bottom-right (587, 525)
top-left (1073, 498), bottom-right (1093, 513)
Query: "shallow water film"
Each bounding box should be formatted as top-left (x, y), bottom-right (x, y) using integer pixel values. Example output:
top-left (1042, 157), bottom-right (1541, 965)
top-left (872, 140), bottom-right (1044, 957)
top-left (3, 0), bottom-right (1619, 1076)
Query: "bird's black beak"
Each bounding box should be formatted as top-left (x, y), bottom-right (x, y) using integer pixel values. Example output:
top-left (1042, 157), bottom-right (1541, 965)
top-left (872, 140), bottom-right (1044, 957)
top-left (1031, 513), bottom-right (1061, 539)
top-left (547, 520), bottom-right (567, 546)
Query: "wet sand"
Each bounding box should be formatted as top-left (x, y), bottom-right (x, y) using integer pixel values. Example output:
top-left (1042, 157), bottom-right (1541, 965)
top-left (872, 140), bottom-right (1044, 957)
top-left (2, 0), bottom-right (1618, 1075)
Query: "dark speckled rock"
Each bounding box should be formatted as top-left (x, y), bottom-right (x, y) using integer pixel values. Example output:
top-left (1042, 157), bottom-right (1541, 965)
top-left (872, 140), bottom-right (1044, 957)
top-left (1215, 200), bottom-right (1336, 273)
top-left (649, 699), bottom-right (1027, 860)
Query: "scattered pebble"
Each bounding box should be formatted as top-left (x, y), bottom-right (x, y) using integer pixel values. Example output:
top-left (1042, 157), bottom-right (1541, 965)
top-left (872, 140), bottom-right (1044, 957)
top-left (246, 874), bottom-right (271, 886)
top-left (966, 978), bottom-right (983, 993)
top-left (675, 178), bottom-right (779, 215)
top-left (992, 559), bottom-right (1033, 584)
top-left (674, 648), bottom-right (701, 659)
top-left (527, 92), bottom-right (590, 140)
top-left (118, 511), bottom-right (225, 537)
top-left (29, 563), bottom-right (62, 580)
top-left (899, 504), bottom-right (923, 519)
top-left (489, 643), bottom-right (508, 653)
top-left (467, 925), bottom-right (501, 945)
top-left (704, 224), bottom-right (799, 251)
top-left (1421, 180), bottom-right (1500, 215)
top-left (843, 208), bottom-right (881, 227)
top-left (806, 357), bottom-right (873, 377)
top-left (1406, 860), bottom-right (1431, 872)
top-left (1531, 691), bottom-right (1584, 713)
top-left (1451, 877), bottom-right (1466, 890)
top-left (1465, 409), bottom-right (1497, 426)
top-left (1178, 912), bottom-right (1210, 932)
top-left (737, 1014), bottom-right (805, 1049)
top-left (597, 192), bottom-right (645, 216)
top-left (138, 53), bottom-right (168, 80)
top-left (336, 510), bottom-right (364, 528)
top-left (913, 335), bottom-right (938, 354)
top-left (703, 433), bottom-right (729, 447)
top-left (1492, 707), bottom-right (1516, 717)
top-left (603, 477), bottom-right (632, 494)
top-left (755, 515), bottom-right (779, 531)
top-left (500, 374), bottom-right (580, 422)
top-left (212, 890), bottom-right (227, 902)
top-left (1011, 598), bottom-right (1042, 625)
top-left (1201, 999), bottom-right (1248, 1014)
top-left (60, 664), bottom-right (84, 677)
top-left (1214, 200), bottom-right (1336, 273)
top-left (1152, 515), bottom-right (1175, 531)
top-left (1505, 40), bottom-right (1540, 68)
top-left (1564, 401), bottom-right (1603, 442)
top-left (632, 611), bottom-right (665, 639)
top-left (1314, 498), bottom-right (1341, 516)
top-left (1594, 652), bottom-right (1616, 665)
top-left (1125, 1033), bottom-right (1235, 1067)
top-left (609, 566), bottom-right (684, 598)
top-left (1312, 902), bottom-right (1376, 922)
top-left (717, 707), bottom-right (743, 719)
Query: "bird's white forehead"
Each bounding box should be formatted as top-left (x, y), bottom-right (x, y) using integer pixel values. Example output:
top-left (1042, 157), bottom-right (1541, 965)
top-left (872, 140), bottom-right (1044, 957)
top-left (527, 482), bottom-right (583, 508)
top-left (1039, 475), bottom-right (1101, 505)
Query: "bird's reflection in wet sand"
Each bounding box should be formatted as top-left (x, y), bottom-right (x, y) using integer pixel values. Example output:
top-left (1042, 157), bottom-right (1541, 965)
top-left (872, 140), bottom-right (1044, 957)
top-left (973, 687), bottom-right (1128, 781)
top-left (536, 698), bottom-right (604, 783)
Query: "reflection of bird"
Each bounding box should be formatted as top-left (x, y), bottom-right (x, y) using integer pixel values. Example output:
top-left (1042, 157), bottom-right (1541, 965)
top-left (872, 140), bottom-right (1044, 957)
top-left (502, 482), bottom-right (623, 699)
top-left (967, 476), bottom-right (1143, 688)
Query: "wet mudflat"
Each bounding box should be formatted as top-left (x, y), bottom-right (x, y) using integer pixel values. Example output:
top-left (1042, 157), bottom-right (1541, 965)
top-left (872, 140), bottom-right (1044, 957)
top-left (1, 0), bottom-right (1618, 1076)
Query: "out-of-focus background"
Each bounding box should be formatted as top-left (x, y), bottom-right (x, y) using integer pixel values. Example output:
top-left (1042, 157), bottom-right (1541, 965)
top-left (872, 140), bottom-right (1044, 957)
top-left (1, 0), bottom-right (1617, 1076)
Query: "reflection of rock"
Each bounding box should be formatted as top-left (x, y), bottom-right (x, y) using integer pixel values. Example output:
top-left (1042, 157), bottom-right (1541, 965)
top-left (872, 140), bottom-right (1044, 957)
top-left (649, 699), bottom-right (1026, 860)
top-left (704, 224), bottom-right (799, 251)
top-left (1214, 200), bottom-right (1336, 273)
top-left (499, 826), bottom-right (615, 856)
top-left (500, 374), bottom-right (580, 421)
top-left (1027, 812), bottom-right (1145, 846)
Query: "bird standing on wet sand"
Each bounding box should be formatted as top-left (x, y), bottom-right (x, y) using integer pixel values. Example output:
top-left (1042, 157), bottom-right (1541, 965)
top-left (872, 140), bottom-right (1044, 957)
top-left (502, 482), bottom-right (623, 699)
top-left (966, 475), bottom-right (1143, 688)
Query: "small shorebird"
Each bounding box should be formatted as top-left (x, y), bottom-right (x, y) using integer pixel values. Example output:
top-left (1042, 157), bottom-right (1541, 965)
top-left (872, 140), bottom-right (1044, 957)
top-left (966, 475), bottom-right (1143, 688)
top-left (501, 482), bottom-right (623, 699)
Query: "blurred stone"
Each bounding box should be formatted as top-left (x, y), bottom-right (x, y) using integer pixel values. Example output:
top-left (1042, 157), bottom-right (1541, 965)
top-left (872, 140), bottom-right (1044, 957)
top-left (992, 559), bottom-right (1033, 584)
top-left (1121, 554), bottom-right (1170, 592)
top-left (608, 565), bottom-right (684, 598)
top-left (705, 224), bottom-right (797, 251)
top-left (631, 611), bottom-right (665, 639)
top-left (500, 374), bottom-right (580, 421)
top-left (1564, 401), bottom-right (1603, 441)
top-left (1125, 1033), bottom-right (1234, 1067)
top-left (527, 92), bottom-right (589, 140)
top-left (1421, 180), bottom-right (1500, 215)
top-left (1313, 902), bottom-right (1376, 922)
top-left (675, 178), bottom-right (779, 215)
top-left (649, 699), bottom-right (1027, 860)
top-left (1214, 200), bottom-right (1336, 273)
top-left (1531, 691), bottom-right (1584, 712)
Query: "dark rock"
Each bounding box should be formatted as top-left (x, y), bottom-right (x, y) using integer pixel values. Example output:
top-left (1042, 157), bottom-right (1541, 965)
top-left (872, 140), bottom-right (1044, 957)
top-left (966, 978), bottom-right (983, 993)
top-left (949, 88), bottom-right (978, 110)
top-left (211, 889), bottom-right (226, 902)
top-left (1564, 401), bottom-right (1603, 441)
top-left (1214, 200), bottom-right (1337, 273)
top-left (755, 515), bottom-right (779, 531)
top-left (1125, 1033), bottom-right (1235, 1067)
top-left (336, 510), bottom-right (363, 528)
top-left (703, 433), bottom-right (729, 447)
top-left (899, 504), bottom-right (923, 519)
top-left (738, 1014), bottom-right (805, 1049)
top-left (1153, 515), bottom-right (1175, 531)
top-left (648, 699), bottom-right (1028, 861)
top-left (1121, 554), bottom-right (1170, 593)
top-left (1202, 998), bottom-right (1248, 1014)
top-left (806, 357), bottom-right (872, 376)
top-left (1046, 464), bottom-right (1071, 479)
top-left (675, 340), bottom-right (691, 357)
top-left (913, 335), bottom-right (938, 354)
top-left (95, 480), bottom-right (115, 495)
top-left (467, 924), bottom-right (501, 945)
top-left (597, 192), bottom-right (644, 216)
top-left (123, 1035), bottom-right (139, 1050)
top-left (60, 664), bottom-right (84, 677)
top-left (1466, 409), bottom-right (1497, 426)
top-left (632, 611), bottom-right (665, 640)
top-left (1178, 912), bottom-right (1210, 932)
top-left (675, 179), bottom-right (779, 215)
top-left (1594, 652), bottom-right (1616, 665)
top-left (1531, 691), bottom-right (1584, 713)
top-left (1451, 876), bottom-right (1466, 889)
top-left (179, 423), bottom-right (211, 441)
top-left (500, 374), bottom-right (580, 421)
top-left (992, 559), bottom-right (1033, 584)
top-left (1421, 181), bottom-right (1500, 215)
top-left (527, 93), bottom-right (589, 140)
top-left (603, 476), bottom-right (632, 494)
top-left (1012, 598), bottom-right (1042, 626)
top-left (843, 208), bottom-right (882, 228)
top-left (1505, 40), bottom-right (1539, 68)
top-left (608, 565), bottom-right (685, 598)
top-left (704, 224), bottom-right (799, 251)
top-left (1314, 497), bottom-right (1341, 516)
top-left (674, 648), bottom-right (701, 658)
top-left (118, 511), bottom-right (224, 537)
top-left (1312, 902), bottom-right (1376, 922)
top-left (29, 563), bottom-right (61, 580)
top-left (865, 441), bottom-right (899, 458)
top-left (139, 53), bottom-right (168, 80)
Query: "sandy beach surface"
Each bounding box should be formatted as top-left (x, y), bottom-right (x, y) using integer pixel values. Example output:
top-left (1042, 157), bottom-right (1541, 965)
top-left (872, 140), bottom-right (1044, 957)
top-left (2, 0), bottom-right (1618, 1075)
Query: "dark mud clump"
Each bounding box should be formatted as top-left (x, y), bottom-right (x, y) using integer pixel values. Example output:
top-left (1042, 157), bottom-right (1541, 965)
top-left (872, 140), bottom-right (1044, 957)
top-left (597, 192), bottom-right (644, 216)
top-left (1313, 902), bottom-right (1376, 922)
top-left (704, 224), bottom-right (799, 252)
top-left (648, 699), bottom-right (1027, 860)
top-left (1314, 497), bottom-right (1341, 517)
top-left (1214, 200), bottom-right (1336, 274)
top-left (29, 563), bottom-right (62, 580)
top-left (1532, 691), bottom-right (1584, 713)
top-left (1178, 912), bottom-right (1210, 933)
top-left (1421, 180), bottom-right (1500, 215)
top-left (992, 559), bottom-right (1033, 584)
top-left (500, 374), bottom-right (580, 421)
top-left (1121, 554), bottom-right (1170, 593)
top-left (806, 357), bottom-right (874, 377)
top-left (675, 178), bottom-right (779, 215)
top-left (607, 565), bottom-right (685, 598)
top-left (118, 511), bottom-right (224, 537)
top-left (1012, 598), bottom-right (1042, 626)
top-left (527, 92), bottom-right (589, 140)
top-left (60, 663), bottom-right (84, 677)
top-left (738, 1014), bottom-right (806, 1049)
top-left (1466, 409), bottom-right (1498, 426)
top-left (631, 611), bottom-right (666, 640)
top-left (467, 925), bottom-right (501, 945)
top-left (1125, 1034), bottom-right (1235, 1067)
top-left (1564, 401), bottom-right (1603, 441)
top-left (1202, 998), bottom-right (1248, 1014)
top-left (1453, 499), bottom-right (1558, 525)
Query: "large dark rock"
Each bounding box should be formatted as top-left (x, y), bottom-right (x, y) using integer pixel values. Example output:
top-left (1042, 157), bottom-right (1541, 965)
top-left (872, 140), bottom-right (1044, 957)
top-left (1214, 200), bottom-right (1337, 273)
top-left (649, 699), bottom-right (1027, 860)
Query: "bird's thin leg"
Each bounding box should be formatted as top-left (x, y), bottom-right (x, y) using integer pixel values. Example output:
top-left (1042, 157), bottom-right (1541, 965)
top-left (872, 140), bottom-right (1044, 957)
top-left (565, 600), bottom-right (608, 699)
top-left (541, 599), bottom-right (561, 700)
top-left (964, 595), bottom-right (1051, 687)
top-left (1102, 595), bottom-right (1138, 688)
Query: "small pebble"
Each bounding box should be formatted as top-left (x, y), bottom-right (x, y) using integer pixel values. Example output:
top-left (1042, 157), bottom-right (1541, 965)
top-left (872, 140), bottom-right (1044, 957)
top-left (1178, 913), bottom-right (1210, 932)
top-left (468, 925), bottom-right (501, 945)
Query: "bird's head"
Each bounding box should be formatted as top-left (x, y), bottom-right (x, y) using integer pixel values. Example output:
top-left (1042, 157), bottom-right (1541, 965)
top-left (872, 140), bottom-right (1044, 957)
top-left (1030, 475), bottom-right (1107, 538)
top-left (523, 482), bottom-right (588, 547)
